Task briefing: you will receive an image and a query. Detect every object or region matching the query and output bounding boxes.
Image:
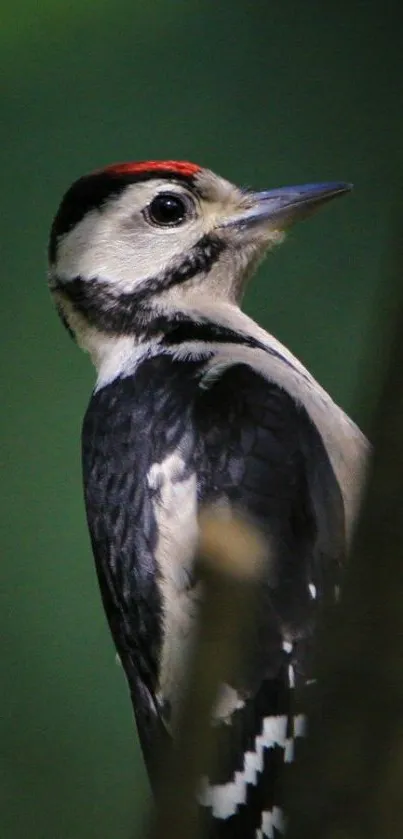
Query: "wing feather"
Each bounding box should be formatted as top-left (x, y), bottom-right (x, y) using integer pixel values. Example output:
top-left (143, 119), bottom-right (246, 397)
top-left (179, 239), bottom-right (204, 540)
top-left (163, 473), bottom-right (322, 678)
top-left (82, 354), bottom-right (346, 830)
top-left (192, 361), bottom-right (345, 836)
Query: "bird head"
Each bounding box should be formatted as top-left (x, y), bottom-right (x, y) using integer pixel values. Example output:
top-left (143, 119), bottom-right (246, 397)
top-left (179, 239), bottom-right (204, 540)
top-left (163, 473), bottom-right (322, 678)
top-left (48, 160), bottom-right (351, 353)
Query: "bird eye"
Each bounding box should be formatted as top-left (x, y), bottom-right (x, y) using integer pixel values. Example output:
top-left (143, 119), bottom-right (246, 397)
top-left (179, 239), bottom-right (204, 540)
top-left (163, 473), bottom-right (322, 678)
top-left (146, 192), bottom-right (190, 227)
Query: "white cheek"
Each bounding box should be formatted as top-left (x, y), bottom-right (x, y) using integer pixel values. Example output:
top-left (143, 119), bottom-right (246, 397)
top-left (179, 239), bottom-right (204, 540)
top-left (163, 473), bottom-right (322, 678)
top-left (54, 175), bottom-right (212, 295)
top-left (56, 210), bottom-right (202, 294)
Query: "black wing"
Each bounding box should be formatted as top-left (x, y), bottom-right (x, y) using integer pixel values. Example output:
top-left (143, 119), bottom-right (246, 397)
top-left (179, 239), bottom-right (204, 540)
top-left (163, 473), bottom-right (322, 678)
top-left (82, 355), bottom-right (345, 832)
top-left (81, 362), bottom-right (193, 787)
top-left (192, 362), bottom-right (346, 837)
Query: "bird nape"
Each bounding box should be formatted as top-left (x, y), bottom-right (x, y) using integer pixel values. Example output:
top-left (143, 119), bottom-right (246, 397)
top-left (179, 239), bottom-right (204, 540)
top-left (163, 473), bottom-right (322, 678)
top-left (48, 160), bottom-right (368, 838)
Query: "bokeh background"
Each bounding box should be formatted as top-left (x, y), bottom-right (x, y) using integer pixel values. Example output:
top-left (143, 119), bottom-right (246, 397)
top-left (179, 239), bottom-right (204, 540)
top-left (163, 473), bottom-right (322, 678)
top-left (1, 2), bottom-right (402, 837)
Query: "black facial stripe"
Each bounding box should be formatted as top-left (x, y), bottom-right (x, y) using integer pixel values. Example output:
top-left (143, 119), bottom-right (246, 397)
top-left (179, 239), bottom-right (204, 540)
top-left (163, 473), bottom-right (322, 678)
top-left (135, 235), bottom-right (225, 301)
top-left (160, 319), bottom-right (268, 349)
top-left (159, 318), bottom-right (304, 374)
top-left (49, 169), bottom-right (199, 263)
top-left (54, 272), bottom-right (302, 376)
top-left (53, 235), bottom-right (225, 335)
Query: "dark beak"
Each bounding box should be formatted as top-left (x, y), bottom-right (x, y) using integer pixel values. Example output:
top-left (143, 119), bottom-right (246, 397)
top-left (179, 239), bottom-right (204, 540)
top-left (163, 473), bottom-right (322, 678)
top-left (223, 181), bottom-right (352, 230)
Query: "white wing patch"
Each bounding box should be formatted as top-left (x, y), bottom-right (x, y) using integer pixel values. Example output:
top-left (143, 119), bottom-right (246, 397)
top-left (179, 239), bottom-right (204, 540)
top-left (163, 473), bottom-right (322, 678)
top-left (199, 714), bottom-right (302, 819)
top-left (147, 449), bottom-right (200, 727)
top-left (213, 683), bottom-right (246, 723)
top-left (294, 714), bottom-right (306, 738)
top-left (288, 664), bottom-right (295, 689)
top-left (257, 805), bottom-right (286, 837)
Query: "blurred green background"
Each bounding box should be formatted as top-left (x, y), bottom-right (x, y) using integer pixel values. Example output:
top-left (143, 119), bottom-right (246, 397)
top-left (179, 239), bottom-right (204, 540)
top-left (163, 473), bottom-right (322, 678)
top-left (1, 1), bottom-right (402, 837)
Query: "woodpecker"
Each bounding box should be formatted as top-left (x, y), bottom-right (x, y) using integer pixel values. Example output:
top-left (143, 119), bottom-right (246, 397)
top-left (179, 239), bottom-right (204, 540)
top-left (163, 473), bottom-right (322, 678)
top-left (48, 160), bottom-right (368, 838)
